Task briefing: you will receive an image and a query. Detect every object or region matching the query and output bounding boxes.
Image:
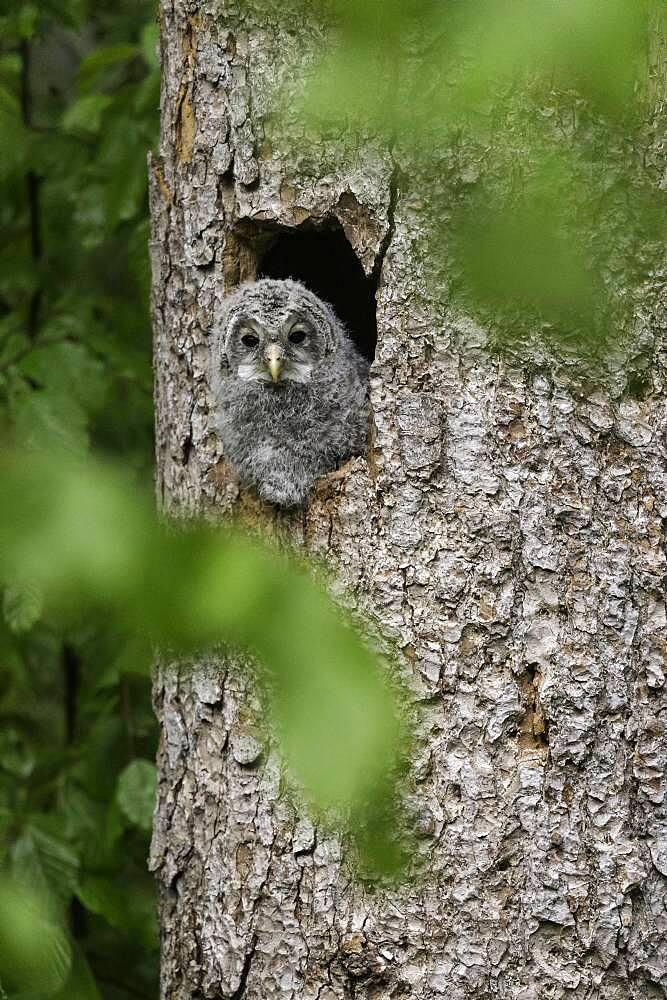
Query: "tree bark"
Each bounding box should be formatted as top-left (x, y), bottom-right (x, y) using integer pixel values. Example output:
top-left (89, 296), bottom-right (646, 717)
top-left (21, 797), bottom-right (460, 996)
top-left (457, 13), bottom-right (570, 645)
top-left (150, 3), bottom-right (667, 998)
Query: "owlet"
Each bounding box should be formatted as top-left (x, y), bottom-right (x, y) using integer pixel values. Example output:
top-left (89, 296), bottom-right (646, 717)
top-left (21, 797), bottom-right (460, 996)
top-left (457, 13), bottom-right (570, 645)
top-left (211, 278), bottom-right (370, 508)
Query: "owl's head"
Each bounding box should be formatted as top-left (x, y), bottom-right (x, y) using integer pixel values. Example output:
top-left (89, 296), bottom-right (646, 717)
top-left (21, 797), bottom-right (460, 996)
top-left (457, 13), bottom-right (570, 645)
top-left (217, 279), bottom-right (341, 386)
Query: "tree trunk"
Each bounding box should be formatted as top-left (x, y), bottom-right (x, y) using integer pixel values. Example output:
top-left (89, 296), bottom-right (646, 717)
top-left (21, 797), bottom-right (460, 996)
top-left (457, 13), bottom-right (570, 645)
top-left (149, 4), bottom-right (667, 998)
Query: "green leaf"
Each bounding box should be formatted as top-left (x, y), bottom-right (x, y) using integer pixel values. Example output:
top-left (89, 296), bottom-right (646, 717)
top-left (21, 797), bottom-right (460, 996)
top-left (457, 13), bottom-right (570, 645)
top-left (0, 449), bottom-right (411, 874)
top-left (58, 784), bottom-right (104, 849)
top-left (132, 67), bottom-right (161, 116)
top-left (10, 388), bottom-right (90, 456)
top-left (297, 0), bottom-right (649, 130)
top-left (76, 877), bottom-right (127, 933)
top-left (0, 84), bottom-right (19, 116)
top-left (0, 729), bottom-right (35, 780)
top-left (10, 822), bottom-right (80, 906)
top-left (0, 53), bottom-right (21, 85)
top-left (0, 880), bottom-right (72, 996)
top-left (140, 24), bottom-right (159, 70)
top-left (104, 141), bottom-right (149, 226)
top-left (77, 44), bottom-right (138, 93)
top-left (2, 582), bottom-right (42, 634)
top-left (111, 634), bottom-right (152, 678)
top-left (116, 760), bottom-right (156, 831)
top-left (0, 624), bottom-right (28, 700)
top-left (62, 95), bottom-right (113, 135)
top-left (11, 447), bottom-right (407, 878)
top-left (19, 341), bottom-right (108, 415)
top-left (77, 875), bottom-right (158, 951)
top-left (16, 5), bottom-right (39, 40)
top-left (0, 88), bottom-right (28, 179)
top-left (0, 321), bottom-right (29, 370)
top-left (52, 943), bottom-right (101, 1000)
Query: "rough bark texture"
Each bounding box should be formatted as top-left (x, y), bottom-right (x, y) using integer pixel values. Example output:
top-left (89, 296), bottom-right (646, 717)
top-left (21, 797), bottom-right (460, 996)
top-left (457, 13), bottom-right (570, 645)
top-left (150, 4), bottom-right (667, 998)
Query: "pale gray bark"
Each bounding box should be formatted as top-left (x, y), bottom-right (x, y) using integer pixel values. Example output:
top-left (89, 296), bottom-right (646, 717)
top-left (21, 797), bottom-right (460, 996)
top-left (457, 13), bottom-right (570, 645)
top-left (150, 3), bottom-right (667, 998)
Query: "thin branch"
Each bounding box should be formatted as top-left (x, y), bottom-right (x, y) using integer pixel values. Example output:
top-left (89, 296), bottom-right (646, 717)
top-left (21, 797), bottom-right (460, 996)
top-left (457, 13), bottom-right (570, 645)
top-left (62, 642), bottom-right (80, 746)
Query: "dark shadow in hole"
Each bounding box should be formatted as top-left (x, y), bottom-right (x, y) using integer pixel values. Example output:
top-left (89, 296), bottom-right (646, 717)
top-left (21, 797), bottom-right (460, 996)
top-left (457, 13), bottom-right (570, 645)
top-left (257, 223), bottom-right (377, 361)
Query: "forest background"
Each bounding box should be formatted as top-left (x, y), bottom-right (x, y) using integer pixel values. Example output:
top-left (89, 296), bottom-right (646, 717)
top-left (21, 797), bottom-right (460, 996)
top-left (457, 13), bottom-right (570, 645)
top-left (1, 2), bottom-right (160, 997)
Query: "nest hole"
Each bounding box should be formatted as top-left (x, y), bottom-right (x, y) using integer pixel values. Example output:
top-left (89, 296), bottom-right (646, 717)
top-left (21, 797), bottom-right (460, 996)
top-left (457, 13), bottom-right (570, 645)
top-left (257, 223), bottom-right (377, 361)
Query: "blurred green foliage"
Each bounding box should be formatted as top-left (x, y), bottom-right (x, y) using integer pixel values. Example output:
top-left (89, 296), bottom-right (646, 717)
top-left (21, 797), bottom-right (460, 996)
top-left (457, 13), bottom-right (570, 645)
top-left (0, 0), bottom-right (161, 997)
top-left (0, 451), bottom-right (403, 829)
top-left (275, 0), bottom-right (666, 351)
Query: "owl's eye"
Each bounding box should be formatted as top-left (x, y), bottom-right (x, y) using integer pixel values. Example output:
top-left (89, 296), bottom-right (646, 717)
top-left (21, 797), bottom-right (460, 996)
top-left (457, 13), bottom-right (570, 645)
top-left (241, 333), bottom-right (260, 348)
top-left (288, 329), bottom-right (308, 345)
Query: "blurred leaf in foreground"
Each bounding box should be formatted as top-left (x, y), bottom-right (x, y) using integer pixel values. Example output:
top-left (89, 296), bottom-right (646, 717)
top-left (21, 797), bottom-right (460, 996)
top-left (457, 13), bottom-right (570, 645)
top-left (0, 877), bottom-right (103, 1000)
top-left (269, 0), bottom-right (661, 350)
top-left (295, 0), bottom-right (650, 130)
top-left (447, 141), bottom-right (666, 345)
top-left (0, 449), bottom-right (409, 877)
top-left (0, 879), bottom-right (72, 996)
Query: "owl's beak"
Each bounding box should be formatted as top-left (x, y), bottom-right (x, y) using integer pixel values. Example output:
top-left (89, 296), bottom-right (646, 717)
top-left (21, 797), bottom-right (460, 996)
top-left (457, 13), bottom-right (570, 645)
top-left (265, 343), bottom-right (284, 383)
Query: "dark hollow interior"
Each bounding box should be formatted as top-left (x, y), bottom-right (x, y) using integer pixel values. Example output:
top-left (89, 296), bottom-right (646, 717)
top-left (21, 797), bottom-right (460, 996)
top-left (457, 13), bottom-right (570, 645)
top-left (257, 225), bottom-right (377, 361)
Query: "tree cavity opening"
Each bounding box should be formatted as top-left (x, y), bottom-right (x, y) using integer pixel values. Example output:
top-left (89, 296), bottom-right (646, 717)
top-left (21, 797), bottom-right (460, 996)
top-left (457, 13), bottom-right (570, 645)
top-left (256, 223), bottom-right (378, 361)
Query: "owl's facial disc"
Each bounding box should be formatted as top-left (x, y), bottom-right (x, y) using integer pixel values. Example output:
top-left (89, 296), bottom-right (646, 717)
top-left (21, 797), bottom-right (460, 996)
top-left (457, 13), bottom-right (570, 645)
top-left (228, 313), bottom-right (323, 385)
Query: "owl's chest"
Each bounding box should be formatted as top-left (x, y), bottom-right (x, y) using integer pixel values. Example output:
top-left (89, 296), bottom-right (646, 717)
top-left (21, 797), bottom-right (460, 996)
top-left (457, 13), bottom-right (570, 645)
top-left (225, 383), bottom-right (322, 440)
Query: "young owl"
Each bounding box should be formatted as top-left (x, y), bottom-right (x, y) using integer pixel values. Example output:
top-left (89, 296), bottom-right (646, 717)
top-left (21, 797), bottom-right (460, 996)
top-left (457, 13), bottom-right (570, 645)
top-left (211, 278), bottom-right (370, 508)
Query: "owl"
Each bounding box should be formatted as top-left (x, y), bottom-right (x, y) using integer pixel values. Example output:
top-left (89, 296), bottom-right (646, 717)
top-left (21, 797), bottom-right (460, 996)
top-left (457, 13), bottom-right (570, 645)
top-left (211, 278), bottom-right (370, 508)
